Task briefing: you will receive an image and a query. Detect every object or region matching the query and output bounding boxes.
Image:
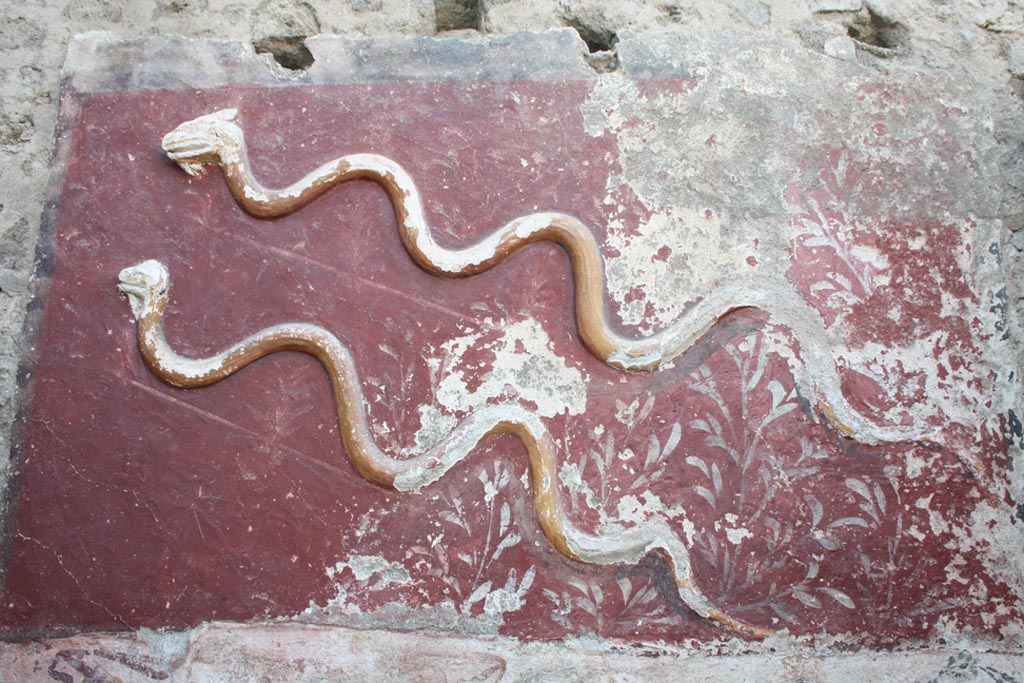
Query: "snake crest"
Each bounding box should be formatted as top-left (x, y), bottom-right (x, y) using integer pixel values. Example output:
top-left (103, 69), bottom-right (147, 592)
top-left (118, 260), bottom-right (169, 320)
top-left (162, 108), bottom-right (243, 177)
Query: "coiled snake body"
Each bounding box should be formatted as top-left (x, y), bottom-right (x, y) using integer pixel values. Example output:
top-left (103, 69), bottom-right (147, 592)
top-left (116, 109), bottom-right (935, 637)
top-left (118, 259), bottom-right (766, 636)
top-left (160, 108), bottom-right (934, 446)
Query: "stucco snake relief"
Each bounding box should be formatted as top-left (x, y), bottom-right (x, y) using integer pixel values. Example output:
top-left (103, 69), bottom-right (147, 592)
top-left (115, 108), bottom-right (947, 637)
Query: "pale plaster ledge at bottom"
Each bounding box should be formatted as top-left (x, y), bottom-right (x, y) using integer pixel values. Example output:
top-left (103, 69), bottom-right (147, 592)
top-left (2, 622), bottom-right (1023, 681)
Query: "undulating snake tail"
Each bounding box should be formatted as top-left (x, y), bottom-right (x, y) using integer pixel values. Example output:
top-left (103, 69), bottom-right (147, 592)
top-left (160, 109), bottom-right (936, 447)
top-left (117, 259), bottom-right (772, 637)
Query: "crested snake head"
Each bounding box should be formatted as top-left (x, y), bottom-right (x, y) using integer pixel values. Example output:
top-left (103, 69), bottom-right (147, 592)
top-left (162, 108), bottom-right (243, 177)
top-left (118, 259), bottom-right (170, 320)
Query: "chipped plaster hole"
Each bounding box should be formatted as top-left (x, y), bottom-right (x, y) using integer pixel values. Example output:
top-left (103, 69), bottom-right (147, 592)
top-left (251, 0), bottom-right (319, 70)
top-left (845, 6), bottom-right (908, 54)
top-left (435, 0), bottom-right (481, 32)
top-left (254, 36), bottom-right (315, 70)
top-left (561, 11), bottom-right (619, 72)
top-left (564, 16), bottom-right (617, 54)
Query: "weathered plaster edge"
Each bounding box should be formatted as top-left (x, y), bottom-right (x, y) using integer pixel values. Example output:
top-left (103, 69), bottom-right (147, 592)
top-left (62, 29), bottom-right (595, 93)
top-left (0, 88), bottom-right (82, 589)
top-left (2, 622), bottom-right (1022, 680)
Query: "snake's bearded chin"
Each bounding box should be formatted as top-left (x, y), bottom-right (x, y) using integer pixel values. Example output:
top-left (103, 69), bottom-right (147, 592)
top-left (118, 283), bottom-right (148, 319)
top-left (179, 161), bottom-right (207, 177)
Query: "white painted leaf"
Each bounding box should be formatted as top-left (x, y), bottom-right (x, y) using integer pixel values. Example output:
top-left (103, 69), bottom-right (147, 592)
top-left (807, 496), bottom-right (823, 527)
top-left (801, 235), bottom-right (832, 248)
top-left (465, 581), bottom-right (492, 610)
top-left (873, 482), bottom-right (887, 514)
top-left (602, 433), bottom-right (616, 463)
top-left (828, 517), bottom-right (870, 528)
top-left (663, 423), bottom-right (682, 458)
top-left (704, 434), bottom-right (730, 452)
top-left (578, 598), bottom-right (598, 617)
top-left (695, 546), bottom-right (717, 568)
top-left (617, 577), bottom-right (632, 605)
top-left (805, 195), bottom-right (823, 216)
top-left (695, 486), bottom-right (716, 508)
top-left (495, 463), bottom-right (511, 490)
top-left (711, 462), bottom-right (722, 495)
top-left (819, 587), bottom-right (855, 609)
top-left (746, 352), bottom-right (767, 393)
top-left (691, 418), bottom-right (711, 433)
top-left (770, 602), bottom-right (797, 624)
top-left (491, 532), bottom-right (521, 563)
top-left (500, 501), bottom-right (511, 535)
top-left (817, 535), bottom-right (839, 550)
top-left (707, 414), bottom-right (723, 435)
top-left (844, 477), bottom-right (873, 502)
top-left (504, 568), bottom-right (518, 592)
top-left (763, 401), bottom-right (797, 426)
top-left (831, 271), bottom-right (853, 291)
top-left (638, 394), bottom-right (655, 422)
top-left (705, 532), bottom-right (719, 557)
top-left (519, 565), bottom-right (536, 594)
top-left (685, 456), bottom-right (710, 478)
top-left (793, 588), bottom-right (822, 609)
top-left (442, 515), bottom-right (470, 534)
top-left (859, 501), bottom-right (879, 524)
top-left (590, 582), bottom-right (603, 606)
top-left (809, 281), bottom-right (837, 294)
top-left (642, 587), bottom-right (660, 606)
top-left (805, 560), bottom-right (819, 580)
top-left (767, 380), bottom-right (786, 411)
top-left (568, 577), bottom-right (589, 595)
top-left (644, 434), bottom-right (661, 470)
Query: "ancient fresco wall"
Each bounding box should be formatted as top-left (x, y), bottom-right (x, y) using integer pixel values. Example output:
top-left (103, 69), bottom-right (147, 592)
top-left (0, 2), bottom-right (1023, 681)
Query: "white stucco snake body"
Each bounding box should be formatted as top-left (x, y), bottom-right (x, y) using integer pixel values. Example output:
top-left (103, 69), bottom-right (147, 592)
top-left (118, 259), bottom-right (769, 637)
top-left (159, 108), bottom-right (936, 447)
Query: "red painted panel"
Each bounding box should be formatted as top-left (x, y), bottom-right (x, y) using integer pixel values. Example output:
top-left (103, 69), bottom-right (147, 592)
top-left (1, 78), bottom-right (1016, 645)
